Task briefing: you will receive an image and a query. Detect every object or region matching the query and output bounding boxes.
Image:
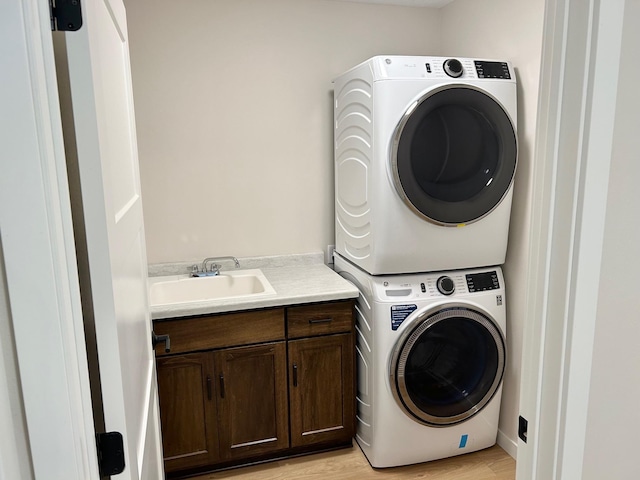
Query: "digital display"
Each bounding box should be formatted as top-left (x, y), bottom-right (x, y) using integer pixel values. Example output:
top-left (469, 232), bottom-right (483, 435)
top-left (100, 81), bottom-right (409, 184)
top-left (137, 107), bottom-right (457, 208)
top-left (466, 271), bottom-right (499, 292)
top-left (475, 61), bottom-right (511, 79)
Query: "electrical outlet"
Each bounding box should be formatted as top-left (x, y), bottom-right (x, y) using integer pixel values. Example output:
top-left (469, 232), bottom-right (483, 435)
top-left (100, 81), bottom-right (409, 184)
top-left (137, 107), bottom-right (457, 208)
top-left (325, 245), bottom-right (335, 265)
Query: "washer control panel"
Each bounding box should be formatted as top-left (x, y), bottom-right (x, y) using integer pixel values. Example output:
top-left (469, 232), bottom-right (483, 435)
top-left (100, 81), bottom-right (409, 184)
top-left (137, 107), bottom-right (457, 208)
top-left (382, 274), bottom-right (468, 299)
top-left (373, 268), bottom-right (502, 300)
top-left (466, 271), bottom-right (500, 292)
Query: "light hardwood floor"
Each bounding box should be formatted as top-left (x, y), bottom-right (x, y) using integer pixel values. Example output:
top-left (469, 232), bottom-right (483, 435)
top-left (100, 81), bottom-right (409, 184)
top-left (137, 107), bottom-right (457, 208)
top-left (189, 444), bottom-right (515, 480)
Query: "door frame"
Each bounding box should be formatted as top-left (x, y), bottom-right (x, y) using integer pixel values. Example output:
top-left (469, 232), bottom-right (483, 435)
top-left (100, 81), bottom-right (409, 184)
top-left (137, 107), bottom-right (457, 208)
top-left (0, 0), bottom-right (99, 478)
top-left (516, 0), bottom-right (626, 478)
top-left (2, 0), bottom-right (629, 478)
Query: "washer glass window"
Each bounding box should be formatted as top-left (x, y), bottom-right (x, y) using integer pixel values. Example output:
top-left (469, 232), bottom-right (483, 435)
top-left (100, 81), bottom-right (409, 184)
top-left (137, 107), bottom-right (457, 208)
top-left (391, 307), bottom-right (505, 426)
top-left (392, 86), bottom-right (517, 225)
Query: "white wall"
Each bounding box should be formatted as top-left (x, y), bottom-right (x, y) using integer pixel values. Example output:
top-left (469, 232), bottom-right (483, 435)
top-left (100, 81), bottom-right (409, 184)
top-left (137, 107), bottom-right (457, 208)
top-left (126, 0), bottom-right (441, 264)
top-left (583, 1), bottom-right (640, 476)
top-left (439, 0), bottom-right (545, 454)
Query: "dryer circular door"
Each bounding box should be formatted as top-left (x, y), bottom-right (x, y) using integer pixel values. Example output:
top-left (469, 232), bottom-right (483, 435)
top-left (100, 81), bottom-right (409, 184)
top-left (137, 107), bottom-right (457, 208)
top-left (389, 305), bottom-right (506, 426)
top-left (390, 85), bottom-right (517, 225)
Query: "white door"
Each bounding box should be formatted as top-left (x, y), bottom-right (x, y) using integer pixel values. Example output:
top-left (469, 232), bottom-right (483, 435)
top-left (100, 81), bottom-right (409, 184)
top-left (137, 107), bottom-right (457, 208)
top-left (516, 0), bottom-right (626, 479)
top-left (61, 1), bottom-right (164, 478)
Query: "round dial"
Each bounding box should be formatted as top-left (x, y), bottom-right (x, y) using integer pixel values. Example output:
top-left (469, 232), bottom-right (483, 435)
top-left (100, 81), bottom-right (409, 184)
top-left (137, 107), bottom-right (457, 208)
top-left (436, 276), bottom-right (455, 296)
top-left (443, 59), bottom-right (464, 78)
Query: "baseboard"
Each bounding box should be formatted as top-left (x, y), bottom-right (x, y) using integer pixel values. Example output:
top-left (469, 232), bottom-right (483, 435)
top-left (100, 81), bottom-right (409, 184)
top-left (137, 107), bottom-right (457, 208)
top-left (497, 429), bottom-right (518, 459)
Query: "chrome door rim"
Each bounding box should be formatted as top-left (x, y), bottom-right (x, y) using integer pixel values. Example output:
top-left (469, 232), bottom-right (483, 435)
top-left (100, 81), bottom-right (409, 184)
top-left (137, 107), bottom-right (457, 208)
top-left (389, 305), bottom-right (506, 426)
top-left (389, 84), bottom-right (518, 226)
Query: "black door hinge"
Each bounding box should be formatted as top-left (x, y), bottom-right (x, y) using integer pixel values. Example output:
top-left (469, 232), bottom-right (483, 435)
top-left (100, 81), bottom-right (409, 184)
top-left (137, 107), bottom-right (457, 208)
top-left (49, 0), bottom-right (83, 31)
top-left (96, 431), bottom-right (126, 477)
top-left (518, 415), bottom-right (529, 443)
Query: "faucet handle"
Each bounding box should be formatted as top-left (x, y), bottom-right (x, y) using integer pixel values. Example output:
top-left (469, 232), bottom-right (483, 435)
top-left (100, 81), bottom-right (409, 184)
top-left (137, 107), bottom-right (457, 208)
top-left (200, 256), bottom-right (239, 274)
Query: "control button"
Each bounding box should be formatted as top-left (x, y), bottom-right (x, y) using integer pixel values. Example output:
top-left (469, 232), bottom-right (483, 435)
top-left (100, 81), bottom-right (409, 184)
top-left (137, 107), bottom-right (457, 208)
top-left (420, 282), bottom-right (426, 293)
top-left (443, 59), bottom-right (464, 78)
top-left (436, 276), bottom-right (455, 296)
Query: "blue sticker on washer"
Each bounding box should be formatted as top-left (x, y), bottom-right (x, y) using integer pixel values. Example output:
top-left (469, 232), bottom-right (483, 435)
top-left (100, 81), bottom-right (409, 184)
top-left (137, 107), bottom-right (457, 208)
top-left (459, 434), bottom-right (468, 448)
top-left (390, 305), bottom-right (417, 330)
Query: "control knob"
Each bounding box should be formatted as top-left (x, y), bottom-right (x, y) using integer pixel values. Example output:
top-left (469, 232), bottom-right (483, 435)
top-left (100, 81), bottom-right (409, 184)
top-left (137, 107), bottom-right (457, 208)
top-left (443, 58), bottom-right (464, 78)
top-left (436, 276), bottom-right (455, 296)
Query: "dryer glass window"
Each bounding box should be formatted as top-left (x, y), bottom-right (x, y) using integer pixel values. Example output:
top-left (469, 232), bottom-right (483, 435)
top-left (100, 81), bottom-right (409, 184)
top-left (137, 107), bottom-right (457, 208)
top-left (392, 86), bottom-right (517, 225)
top-left (391, 307), bottom-right (505, 426)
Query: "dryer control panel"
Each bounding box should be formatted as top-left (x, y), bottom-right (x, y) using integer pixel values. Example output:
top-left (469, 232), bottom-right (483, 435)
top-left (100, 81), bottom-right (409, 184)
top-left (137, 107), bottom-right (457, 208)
top-left (474, 61), bottom-right (511, 79)
top-left (369, 56), bottom-right (515, 81)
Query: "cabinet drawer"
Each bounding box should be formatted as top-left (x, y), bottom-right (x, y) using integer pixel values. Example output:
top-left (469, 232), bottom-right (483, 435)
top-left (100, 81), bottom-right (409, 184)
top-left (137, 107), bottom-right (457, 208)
top-left (153, 308), bottom-right (285, 356)
top-left (287, 301), bottom-right (354, 339)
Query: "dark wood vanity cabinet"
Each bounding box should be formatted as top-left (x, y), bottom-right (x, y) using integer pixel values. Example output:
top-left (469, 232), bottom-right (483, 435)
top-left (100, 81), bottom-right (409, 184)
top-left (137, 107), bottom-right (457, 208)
top-left (287, 302), bottom-right (355, 448)
top-left (156, 353), bottom-right (218, 472)
top-left (153, 299), bottom-right (355, 477)
top-left (213, 342), bottom-right (290, 461)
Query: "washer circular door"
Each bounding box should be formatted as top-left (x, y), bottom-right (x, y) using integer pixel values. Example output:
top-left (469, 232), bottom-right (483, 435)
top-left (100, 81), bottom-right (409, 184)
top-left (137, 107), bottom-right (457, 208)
top-left (391, 85), bottom-right (517, 225)
top-left (390, 305), bottom-right (506, 426)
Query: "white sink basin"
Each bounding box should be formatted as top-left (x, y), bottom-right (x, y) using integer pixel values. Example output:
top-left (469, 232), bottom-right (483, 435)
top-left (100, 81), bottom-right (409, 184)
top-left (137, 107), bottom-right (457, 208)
top-left (148, 269), bottom-right (276, 306)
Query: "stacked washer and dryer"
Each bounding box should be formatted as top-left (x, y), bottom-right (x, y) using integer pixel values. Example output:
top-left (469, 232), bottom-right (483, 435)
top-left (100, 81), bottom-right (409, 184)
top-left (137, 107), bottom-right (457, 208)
top-left (332, 56), bottom-right (517, 468)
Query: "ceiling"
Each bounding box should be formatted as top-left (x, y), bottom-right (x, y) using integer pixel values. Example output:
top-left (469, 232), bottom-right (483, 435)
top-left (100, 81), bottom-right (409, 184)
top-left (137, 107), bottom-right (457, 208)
top-left (333, 0), bottom-right (454, 7)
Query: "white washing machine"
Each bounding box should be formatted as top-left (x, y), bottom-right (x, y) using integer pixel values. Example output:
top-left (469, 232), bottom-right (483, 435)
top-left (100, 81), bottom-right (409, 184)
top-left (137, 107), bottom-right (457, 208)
top-left (334, 253), bottom-right (506, 468)
top-left (334, 56), bottom-right (518, 275)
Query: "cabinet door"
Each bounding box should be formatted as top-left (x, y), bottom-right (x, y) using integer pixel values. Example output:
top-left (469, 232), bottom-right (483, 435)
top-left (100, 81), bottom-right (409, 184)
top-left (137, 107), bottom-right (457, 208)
top-left (156, 353), bottom-right (218, 472)
top-left (213, 342), bottom-right (289, 461)
top-left (288, 334), bottom-right (355, 447)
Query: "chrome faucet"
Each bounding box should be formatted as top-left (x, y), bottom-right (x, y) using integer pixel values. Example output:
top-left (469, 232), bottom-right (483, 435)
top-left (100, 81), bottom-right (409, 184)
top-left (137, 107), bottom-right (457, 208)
top-left (191, 256), bottom-right (240, 277)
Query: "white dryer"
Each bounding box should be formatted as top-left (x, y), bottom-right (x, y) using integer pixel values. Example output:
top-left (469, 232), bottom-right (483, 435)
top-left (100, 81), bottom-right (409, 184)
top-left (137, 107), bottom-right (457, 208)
top-left (334, 56), bottom-right (518, 274)
top-left (334, 253), bottom-right (506, 468)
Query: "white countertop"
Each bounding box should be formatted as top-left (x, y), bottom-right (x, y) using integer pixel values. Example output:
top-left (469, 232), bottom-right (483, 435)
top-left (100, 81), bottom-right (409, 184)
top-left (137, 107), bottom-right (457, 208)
top-left (149, 253), bottom-right (359, 320)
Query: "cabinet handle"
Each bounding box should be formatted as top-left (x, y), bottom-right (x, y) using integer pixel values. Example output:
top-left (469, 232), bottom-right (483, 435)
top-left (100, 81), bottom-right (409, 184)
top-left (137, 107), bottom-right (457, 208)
top-left (309, 317), bottom-right (332, 324)
top-left (207, 375), bottom-right (212, 400)
top-left (293, 363), bottom-right (298, 387)
top-left (151, 331), bottom-right (171, 353)
top-left (219, 374), bottom-right (225, 399)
